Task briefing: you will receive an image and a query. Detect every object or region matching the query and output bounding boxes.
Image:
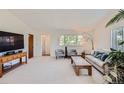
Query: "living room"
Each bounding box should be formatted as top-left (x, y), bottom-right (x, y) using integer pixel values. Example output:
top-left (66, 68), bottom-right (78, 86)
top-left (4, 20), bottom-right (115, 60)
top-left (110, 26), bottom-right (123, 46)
top-left (0, 9), bottom-right (124, 84)
top-left (1, 0), bottom-right (124, 93)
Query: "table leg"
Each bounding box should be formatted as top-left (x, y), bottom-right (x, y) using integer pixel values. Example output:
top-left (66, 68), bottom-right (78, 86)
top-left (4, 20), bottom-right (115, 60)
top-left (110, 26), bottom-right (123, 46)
top-left (0, 63), bottom-right (3, 77)
top-left (20, 57), bottom-right (22, 64)
top-left (71, 58), bottom-right (73, 64)
top-left (25, 56), bottom-right (27, 64)
top-left (75, 66), bottom-right (80, 76)
top-left (88, 66), bottom-right (92, 76)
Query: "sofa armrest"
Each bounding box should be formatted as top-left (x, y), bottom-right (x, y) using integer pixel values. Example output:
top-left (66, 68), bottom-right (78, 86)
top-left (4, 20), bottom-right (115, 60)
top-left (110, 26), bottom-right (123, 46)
top-left (103, 62), bottom-right (109, 75)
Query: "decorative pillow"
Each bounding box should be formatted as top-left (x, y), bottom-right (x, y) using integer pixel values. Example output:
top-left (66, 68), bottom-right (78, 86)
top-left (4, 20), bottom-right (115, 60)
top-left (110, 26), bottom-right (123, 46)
top-left (110, 48), bottom-right (117, 51)
top-left (93, 51), bottom-right (98, 57)
top-left (94, 51), bottom-right (103, 57)
top-left (71, 50), bottom-right (76, 52)
top-left (57, 49), bottom-right (64, 53)
top-left (100, 53), bottom-right (108, 61)
top-left (95, 53), bottom-right (103, 59)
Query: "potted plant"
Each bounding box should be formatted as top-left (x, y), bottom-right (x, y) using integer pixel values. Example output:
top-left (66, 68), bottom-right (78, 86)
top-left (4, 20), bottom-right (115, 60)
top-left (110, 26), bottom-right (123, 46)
top-left (104, 10), bottom-right (124, 83)
top-left (105, 50), bottom-right (124, 83)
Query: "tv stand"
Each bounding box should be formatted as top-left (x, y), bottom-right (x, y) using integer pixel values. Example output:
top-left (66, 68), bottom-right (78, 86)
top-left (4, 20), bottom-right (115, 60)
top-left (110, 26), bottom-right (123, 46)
top-left (0, 52), bottom-right (27, 77)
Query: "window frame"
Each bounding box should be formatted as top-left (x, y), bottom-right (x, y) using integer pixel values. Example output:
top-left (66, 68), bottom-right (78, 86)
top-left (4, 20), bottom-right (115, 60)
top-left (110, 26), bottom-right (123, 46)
top-left (59, 34), bottom-right (83, 46)
top-left (111, 27), bottom-right (124, 51)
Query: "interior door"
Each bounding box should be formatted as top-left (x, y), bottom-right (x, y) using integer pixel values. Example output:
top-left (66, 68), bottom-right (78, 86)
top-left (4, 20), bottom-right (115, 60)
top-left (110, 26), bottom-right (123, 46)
top-left (28, 34), bottom-right (34, 58)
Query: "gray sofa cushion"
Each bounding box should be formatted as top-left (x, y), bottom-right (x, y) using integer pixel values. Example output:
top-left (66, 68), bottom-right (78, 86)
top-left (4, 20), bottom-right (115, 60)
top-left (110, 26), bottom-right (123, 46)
top-left (86, 55), bottom-right (105, 67)
top-left (85, 49), bottom-right (110, 74)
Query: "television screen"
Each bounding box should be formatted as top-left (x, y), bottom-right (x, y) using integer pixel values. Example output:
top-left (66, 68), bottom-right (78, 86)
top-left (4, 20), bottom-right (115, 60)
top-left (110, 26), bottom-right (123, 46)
top-left (0, 31), bottom-right (24, 52)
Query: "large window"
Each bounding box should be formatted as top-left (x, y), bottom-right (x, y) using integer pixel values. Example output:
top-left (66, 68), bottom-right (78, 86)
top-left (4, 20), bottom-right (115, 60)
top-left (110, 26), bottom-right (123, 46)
top-left (59, 35), bottom-right (83, 46)
top-left (111, 27), bottom-right (124, 51)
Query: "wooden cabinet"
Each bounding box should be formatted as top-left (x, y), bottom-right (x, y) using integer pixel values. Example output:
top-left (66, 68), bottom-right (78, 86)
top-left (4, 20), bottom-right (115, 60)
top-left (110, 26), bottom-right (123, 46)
top-left (0, 62), bottom-right (3, 77)
top-left (0, 52), bottom-right (27, 77)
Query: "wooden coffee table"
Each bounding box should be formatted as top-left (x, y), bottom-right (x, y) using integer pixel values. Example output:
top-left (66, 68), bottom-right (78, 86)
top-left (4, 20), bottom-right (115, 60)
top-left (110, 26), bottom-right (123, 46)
top-left (71, 56), bottom-right (92, 76)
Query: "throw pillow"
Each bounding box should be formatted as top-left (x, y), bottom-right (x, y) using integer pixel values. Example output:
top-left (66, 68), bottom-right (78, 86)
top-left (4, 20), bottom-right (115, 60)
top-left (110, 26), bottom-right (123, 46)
top-left (110, 48), bottom-right (117, 51)
top-left (101, 53), bottom-right (108, 61)
top-left (94, 51), bottom-right (103, 57)
top-left (95, 53), bottom-right (103, 59)
top-left (93, 51), bottom-right (98, 57)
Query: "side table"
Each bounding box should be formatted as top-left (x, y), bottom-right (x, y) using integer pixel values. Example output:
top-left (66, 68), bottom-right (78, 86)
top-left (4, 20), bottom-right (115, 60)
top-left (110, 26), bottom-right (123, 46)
top-left (81, 52), bottom-right (85, 58)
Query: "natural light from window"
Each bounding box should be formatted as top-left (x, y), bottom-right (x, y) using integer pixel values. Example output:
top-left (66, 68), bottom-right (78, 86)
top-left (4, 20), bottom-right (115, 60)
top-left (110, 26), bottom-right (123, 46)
top-left (59, 35), bottom-right (83, 46)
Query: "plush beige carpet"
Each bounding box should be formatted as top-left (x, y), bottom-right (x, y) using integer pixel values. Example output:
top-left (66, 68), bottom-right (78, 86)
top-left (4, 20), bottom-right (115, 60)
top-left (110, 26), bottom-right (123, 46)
top-left (0, 56), bottom-right (105, 84)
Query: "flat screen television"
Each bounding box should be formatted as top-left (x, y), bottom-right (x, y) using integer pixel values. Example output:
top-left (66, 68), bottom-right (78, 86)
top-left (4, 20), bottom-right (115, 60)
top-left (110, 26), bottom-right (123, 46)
top-left (0, 31), bottom-right (24, 52)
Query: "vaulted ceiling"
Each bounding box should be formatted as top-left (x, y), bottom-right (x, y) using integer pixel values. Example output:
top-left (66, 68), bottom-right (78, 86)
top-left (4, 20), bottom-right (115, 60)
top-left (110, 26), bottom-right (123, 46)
top-left (8, 9), bottom-right (112, 32)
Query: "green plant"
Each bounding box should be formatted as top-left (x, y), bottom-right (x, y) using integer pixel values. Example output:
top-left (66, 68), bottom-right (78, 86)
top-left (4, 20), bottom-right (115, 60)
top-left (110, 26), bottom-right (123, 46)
top-left (106, 9), bottom-right (124, 27)
top-left (104, 9), bottom-right (124, 84)
top-left (106, 9), bottom-right (124, 47)
top-left (104, 51), bottom-right (124, 83)
top-left (106, 9), bottom-right (124, 67)
top-left (108, 51), bottom-right (124, 68)
top-left (119, 41), bottom-right (124, 45)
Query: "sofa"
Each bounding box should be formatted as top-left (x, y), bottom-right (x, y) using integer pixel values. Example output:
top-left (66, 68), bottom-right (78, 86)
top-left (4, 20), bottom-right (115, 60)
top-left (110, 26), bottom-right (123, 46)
top-left (85, 49), bottom-right (110, 74)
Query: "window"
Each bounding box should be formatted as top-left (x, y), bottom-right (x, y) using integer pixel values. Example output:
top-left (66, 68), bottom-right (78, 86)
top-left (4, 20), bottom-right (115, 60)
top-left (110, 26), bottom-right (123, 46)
top-left (111, 27), bottom-right (124, 51)
top-left (59, 35), bottom-right (83, 46)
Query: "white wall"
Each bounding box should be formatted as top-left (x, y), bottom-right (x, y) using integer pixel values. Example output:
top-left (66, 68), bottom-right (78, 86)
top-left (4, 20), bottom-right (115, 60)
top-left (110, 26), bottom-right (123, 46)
top-left (93, 10), bottom-right (124, 50)
top-left (0, 9), bottom-right (116, 57)
top-left (49, 28), bottom-right (92, 56)
top-left (0, 10), bottom-right (34, 57)
top-left (9, 9), bottom-right (106, 57)
top-left (33, 32), bottom-right (42, 57)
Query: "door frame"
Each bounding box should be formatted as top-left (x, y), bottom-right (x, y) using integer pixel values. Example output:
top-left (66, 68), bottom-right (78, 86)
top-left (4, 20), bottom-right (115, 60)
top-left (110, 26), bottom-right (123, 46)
top-left (28, 34), bottom-right (34, 58)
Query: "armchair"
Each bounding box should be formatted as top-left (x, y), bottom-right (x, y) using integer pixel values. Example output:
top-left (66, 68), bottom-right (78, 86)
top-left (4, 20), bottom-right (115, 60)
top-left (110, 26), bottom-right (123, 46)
top-left (67, 49), bottom-right (77, 57)
top-left (55, 49), bottom-right (65, 59)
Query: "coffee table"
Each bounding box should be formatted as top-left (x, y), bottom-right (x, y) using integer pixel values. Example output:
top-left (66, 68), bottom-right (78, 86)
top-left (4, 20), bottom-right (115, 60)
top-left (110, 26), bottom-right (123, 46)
top-left (71, 56), bottom-right (92, 76)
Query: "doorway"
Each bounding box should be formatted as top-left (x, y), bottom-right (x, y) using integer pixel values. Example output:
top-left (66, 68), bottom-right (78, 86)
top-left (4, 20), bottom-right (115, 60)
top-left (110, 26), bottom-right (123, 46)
top-left (28, 34), bottom-right (34, 58)
top-left (41, 33), bottom-right (50, 56)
